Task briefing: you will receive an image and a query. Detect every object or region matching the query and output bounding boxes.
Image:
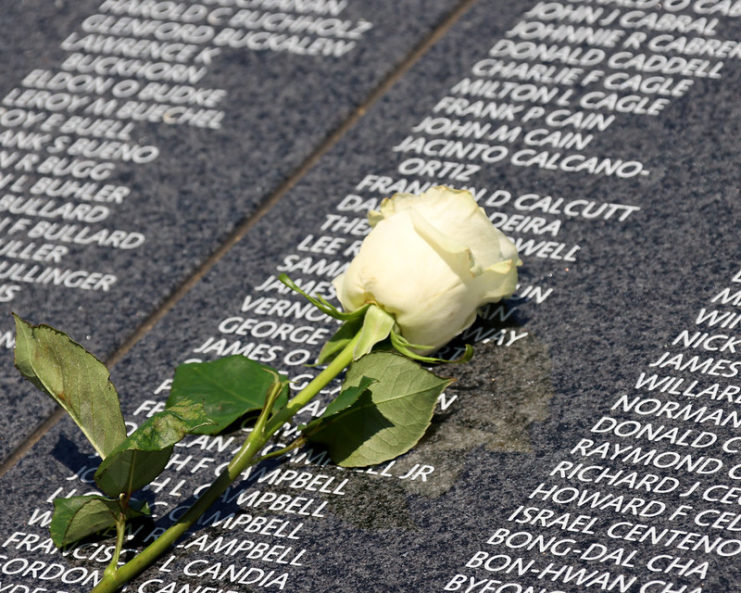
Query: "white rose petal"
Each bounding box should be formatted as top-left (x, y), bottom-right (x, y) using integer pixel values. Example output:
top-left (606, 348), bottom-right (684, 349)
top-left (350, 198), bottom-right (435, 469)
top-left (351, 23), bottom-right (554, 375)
top-left (333, 186), bottom-right (521, 353)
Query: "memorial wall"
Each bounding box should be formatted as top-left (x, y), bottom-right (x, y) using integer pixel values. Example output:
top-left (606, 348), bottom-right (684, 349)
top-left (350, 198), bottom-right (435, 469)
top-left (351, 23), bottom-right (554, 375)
top-left (0, 0), bottom-right (462, 458)
top-left (0, 1), bottom-right (740, 592)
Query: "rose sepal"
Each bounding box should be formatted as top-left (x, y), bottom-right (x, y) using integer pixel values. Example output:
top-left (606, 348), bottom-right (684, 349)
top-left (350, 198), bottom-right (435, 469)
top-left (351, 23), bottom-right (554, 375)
top-left (318, 305), bottom-right (396, 364)
top-left (317, 317), bottom-right (363, 365)
top-left (279, 274), bottom-right (369, 321)
top-left (352, 304), bottom-right (396, 359)
top-left (389, 330), bottom-right (474, 364)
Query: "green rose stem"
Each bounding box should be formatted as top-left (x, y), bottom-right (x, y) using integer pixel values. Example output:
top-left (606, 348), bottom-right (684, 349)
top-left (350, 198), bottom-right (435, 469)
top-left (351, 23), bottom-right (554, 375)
top-left (102, 515), bottom-right (126, 582)
top-left (91, 332), bottom-right (361, 593)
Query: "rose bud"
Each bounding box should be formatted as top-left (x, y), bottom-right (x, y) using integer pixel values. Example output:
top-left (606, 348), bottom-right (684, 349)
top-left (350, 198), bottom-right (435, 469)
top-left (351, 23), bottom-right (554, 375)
top-left (332, 186), bottom-right (521, 354)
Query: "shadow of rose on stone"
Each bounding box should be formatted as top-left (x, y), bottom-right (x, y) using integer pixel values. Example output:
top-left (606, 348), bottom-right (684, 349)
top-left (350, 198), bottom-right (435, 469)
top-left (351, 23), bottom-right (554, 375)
top-left (327, 313), bottom-right (554, 528)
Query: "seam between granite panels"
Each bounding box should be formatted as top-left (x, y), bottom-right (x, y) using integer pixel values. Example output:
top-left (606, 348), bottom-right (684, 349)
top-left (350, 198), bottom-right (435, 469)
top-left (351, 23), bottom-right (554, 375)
top-left (0, 0), bottom-right (480, 477)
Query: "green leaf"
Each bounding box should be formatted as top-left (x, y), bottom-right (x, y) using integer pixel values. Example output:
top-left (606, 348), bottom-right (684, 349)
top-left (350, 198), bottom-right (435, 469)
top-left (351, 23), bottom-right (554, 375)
top-left (13, 314), bottom-right (126, 458)
top-left (94, 402), bottom-right (211, 497)
top-left (317, 317), bottom-right (363, 364)
top-left (306, 352), bottom-right (452, 467)
top-left (322, 376), bottom-right (377, 419)
top-left (167, 356), bottom-right (289, 434)
top-left (302, 376), bottom-right (376, 433)
top-left (50, 495), bottom-right (149, 548)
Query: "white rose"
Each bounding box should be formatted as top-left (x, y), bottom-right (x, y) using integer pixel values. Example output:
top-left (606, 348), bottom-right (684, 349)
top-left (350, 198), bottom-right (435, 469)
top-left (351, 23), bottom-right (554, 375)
top-left (332, 186), bottom-right (521, 354)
